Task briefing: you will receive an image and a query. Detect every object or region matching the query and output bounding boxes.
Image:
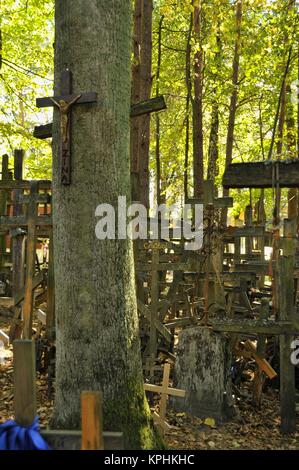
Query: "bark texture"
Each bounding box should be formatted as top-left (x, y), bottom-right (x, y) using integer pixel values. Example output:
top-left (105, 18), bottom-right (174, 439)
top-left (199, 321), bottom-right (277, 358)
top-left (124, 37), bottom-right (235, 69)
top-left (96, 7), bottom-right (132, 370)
top-left (192, 1), bottom-right (204, 197)
top-left (51, 0), bottom-right (161, 449)
top-left (173, 327), bottom-right (235, 422)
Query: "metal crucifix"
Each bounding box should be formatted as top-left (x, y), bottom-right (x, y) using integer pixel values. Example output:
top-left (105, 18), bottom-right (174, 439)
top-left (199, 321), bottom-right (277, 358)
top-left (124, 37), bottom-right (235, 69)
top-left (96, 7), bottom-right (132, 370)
top-left (36, 70), bottom-right (97, 185)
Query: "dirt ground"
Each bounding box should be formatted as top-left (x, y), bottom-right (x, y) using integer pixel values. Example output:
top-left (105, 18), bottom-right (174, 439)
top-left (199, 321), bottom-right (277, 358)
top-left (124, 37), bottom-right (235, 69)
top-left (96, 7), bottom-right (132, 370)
top-left (1, 315), bottom-right (299, 450)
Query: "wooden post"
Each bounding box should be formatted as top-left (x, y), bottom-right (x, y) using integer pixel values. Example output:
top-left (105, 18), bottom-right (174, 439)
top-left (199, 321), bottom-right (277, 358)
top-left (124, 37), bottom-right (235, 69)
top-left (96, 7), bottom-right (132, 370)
top-left (149, 248), bottom-right (159, 369)
top-left (13, 340), bottom-right (36, 427)
top-left (12, 149), bottom-right (25, 300)
top-left (244, 205), bottom-right (253, 255)
top-left (22, 182), bottom-right (38, 339)
top-left (252, 299), bottom-right (269, 408)
top-left (0, 155), bottom-right (9, 272)
top-left (278, 219), bottom-right (296, 434)
top-left (46, 231), bottom-right (55, 340)
top-left (81, 391), bottom-right (104, 450)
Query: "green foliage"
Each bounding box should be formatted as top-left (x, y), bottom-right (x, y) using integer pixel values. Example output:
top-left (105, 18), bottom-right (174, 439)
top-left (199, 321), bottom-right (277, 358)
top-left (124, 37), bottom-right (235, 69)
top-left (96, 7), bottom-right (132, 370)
top-left (0, 0), bottom-right (298, 220)
top-left (0, 0), bottom-right (54, 178)
top-left (150, 0), bottom-right (298, 217)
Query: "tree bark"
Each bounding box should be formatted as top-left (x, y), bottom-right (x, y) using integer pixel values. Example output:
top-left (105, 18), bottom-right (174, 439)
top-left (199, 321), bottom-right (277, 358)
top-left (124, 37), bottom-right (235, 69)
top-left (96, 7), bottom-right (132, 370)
top-left (139, 0), bottom-right (153, 209)
top-left (51, 0), bottom-right (161, 450)
top-left (207, 23), bottom-right (221, 183)
top-left (223, 0), bottom-right (242, 203)
top-left (130, 0), bottom-right (153, 208)
top-left (184, 13), bottom-right (192, 201)
top-left (192, 0), bottom-right (204, 198)
top-left (130, 0), bottom-right (142, 202)
top-left (155, 15), bottom-right (164, 207)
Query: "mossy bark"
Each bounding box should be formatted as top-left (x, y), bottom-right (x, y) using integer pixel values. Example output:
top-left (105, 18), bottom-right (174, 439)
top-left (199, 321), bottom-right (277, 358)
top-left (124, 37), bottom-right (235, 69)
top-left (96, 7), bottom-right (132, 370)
top-left (51, 0), bottom-right (162, 449)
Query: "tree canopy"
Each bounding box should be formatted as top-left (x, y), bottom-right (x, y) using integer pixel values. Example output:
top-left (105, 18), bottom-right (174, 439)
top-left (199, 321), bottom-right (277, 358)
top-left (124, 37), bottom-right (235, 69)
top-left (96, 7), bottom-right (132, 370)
top-left (0, 0), bottom-right (298, 216)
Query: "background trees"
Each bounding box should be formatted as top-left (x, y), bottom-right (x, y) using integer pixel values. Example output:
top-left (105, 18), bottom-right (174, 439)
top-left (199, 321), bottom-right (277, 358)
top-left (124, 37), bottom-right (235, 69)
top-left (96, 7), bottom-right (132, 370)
top-left (0, 0), bottom-right (298, 216)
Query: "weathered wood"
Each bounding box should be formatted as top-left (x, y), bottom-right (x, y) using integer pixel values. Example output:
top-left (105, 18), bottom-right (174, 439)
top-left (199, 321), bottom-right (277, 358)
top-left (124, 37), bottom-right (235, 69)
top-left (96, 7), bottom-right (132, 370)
top-left (0, 155), bottom-right (9, 272)
top-left (46, 232), bottom-right (55, 340)
top-left (36, 92), bottom-right (98, 109)
top-left (33, 123), bottom-right (53, 139)
top-left (18, 193), bottom-right (51, 204)
top-left (81, 391), bottom-right (104, 450)
top-left (149, 249), bottom-right (159, 365)
top-left (252, 299), bottom-right (269, 408)
top-left (12, 150), bottom-right (25, 305)
top-left (137, 262), bottom-right (193, 272)
top-left (40, 430), bottom-right (124, 450)
top-left (0, 215), bottom-right (52, 228)
top-left (211, 319), bottom-right (299, 335)
top-left (14, 149), bottom-right (24, 181)
top-left (14, 271), bottom-right (44, 306)
top-left (34, 97), bottom-right (166, 139)
top-left (186, 197), bottom-right (233, 208)
top-left (13, 340), bottom-right (36, 427)
top-left (224, 226), bottom-right (265, 238)
top-left (138, 300), bottom-right (172, 343)
top-left (0, 329), bottom-right (9, 345)
top-left (37, 309), bottom-right (47, 325)
top-left (277, 224), bottom-right (296, 434)
top-left (223, 160), bottom-right (299, 188)
top-left (0, 180), bottom-right (51, 190)
top-left (144, 363), bottom-right (185, 435)
top-left (22, 183), bottom-right (38, 339)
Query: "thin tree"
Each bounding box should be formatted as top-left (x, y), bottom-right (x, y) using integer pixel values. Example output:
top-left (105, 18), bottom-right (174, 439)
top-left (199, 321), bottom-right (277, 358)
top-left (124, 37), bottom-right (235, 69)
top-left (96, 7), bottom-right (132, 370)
top-left (192, 0), bottom-right (204, 198)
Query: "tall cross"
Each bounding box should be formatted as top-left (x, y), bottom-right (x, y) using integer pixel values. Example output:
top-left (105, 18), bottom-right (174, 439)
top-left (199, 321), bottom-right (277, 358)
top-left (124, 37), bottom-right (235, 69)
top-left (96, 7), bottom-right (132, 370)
top-left (36, 70), bottom-right (97, 185)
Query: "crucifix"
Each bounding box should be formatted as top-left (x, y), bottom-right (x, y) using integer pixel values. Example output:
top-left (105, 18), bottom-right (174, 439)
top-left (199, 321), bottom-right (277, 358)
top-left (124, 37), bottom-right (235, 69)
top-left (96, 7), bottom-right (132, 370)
top-left (36, 69), bottom-right (97, 185)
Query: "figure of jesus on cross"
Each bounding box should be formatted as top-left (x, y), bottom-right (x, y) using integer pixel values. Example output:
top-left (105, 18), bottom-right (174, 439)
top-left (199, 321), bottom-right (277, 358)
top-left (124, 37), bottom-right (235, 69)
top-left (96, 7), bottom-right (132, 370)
top-left (36, 70), bottom-right (97, 185)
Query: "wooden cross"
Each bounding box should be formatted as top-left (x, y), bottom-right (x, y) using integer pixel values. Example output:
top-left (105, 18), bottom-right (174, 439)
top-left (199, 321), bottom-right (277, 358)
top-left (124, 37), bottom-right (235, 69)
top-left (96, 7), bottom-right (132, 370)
top-left (33, 95), bottom-right (166, 140)
top-left (144, 363), bottom-right (185, 435)
top-left (0, 179), bottom-right (52, 340)
top-left (36, 70), bottom-right (97, 185)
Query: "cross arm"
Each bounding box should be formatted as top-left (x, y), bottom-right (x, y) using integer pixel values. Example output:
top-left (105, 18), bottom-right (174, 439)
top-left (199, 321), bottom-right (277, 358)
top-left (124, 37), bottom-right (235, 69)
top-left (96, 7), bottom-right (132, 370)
top-left (36, 92), bottom-right (98, 108)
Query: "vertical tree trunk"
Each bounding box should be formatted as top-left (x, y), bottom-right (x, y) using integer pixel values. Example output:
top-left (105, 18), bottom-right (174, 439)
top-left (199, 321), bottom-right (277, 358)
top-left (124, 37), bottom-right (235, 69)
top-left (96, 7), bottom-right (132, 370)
top-left (223, 0), bottom-right (242, 202)
top-left (184, 13), bottom-right (192, 201)
top-left (139, 0), bottom-right (153, 209)
top-left (51, 0), bottom-right (161, 450)
top-left (155, 15), bottom-right (163, 207)
top-left (130, 0), bottom-right (152, 208)
top-left (192, 0), bottom-right (204, 198)
top-left (207, 23), bottom-right (221, 183)
top-left (130, 0), bottom-right (142, 202)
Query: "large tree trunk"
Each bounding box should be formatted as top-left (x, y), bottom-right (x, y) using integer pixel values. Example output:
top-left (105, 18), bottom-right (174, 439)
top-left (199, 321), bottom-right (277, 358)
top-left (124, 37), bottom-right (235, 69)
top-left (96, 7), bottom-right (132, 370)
top-left (51, 0), bottom-right (161, 450)
top-left (192, 0), bottom-right (204, 198)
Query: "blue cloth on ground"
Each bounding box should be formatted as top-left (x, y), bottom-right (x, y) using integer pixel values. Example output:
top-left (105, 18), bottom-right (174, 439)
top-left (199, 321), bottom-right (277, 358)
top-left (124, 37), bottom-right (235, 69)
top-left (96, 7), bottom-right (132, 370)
top-left (0, 416), bottom-right (51, 450)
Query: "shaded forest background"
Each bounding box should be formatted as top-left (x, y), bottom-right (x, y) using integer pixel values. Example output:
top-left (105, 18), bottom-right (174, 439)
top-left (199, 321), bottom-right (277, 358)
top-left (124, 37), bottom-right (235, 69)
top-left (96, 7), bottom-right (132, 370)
top-left (0, 0), bottom-right (298, 220)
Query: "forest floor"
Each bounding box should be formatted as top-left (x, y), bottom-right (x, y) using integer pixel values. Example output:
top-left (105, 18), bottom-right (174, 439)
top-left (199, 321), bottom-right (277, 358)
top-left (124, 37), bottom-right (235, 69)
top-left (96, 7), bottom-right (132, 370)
top-left (1, 314), bottom-right (299, 450)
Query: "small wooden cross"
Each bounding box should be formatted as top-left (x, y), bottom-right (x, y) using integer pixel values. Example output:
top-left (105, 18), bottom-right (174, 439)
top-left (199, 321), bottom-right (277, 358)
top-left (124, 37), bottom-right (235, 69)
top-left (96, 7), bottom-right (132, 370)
top-left (144, 363), bottom-right (186, 435)
top-left (36, 70), bottom-right (97, 185)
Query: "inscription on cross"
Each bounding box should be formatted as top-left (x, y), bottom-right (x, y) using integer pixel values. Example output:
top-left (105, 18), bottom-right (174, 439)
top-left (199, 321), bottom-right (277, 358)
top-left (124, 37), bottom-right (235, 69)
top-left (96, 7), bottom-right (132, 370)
top-left (36, 70), bottom-right (97, 185)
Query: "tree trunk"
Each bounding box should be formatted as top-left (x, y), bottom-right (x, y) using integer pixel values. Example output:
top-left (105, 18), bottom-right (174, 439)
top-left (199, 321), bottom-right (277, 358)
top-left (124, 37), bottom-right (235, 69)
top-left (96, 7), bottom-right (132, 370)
top-left (51, 0), bottom-right (161, 450)
top-left (207, 23), bottom-right (221, 183)
top-left (184, 13), bottom-right (192, 201)
top-left (130, 0), bottom-right (152, 208)
top-left (130, 0), bottom-right (142, 202)
top-left (192, 0), bottom-right (204, 198)
top-left (155, 15), bottom-right (164, 207)
top-left (139, 0), bottom-right (153, 209)
top-left (222, 0), bottom-right (242, 216)
top-left (225, 0), bottom-right (242, 170)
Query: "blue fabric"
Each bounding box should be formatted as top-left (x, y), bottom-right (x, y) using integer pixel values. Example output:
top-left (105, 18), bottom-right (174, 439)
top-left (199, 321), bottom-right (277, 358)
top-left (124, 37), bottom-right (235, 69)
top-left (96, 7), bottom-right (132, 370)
top-left (0, 417), bottom-right (51, 450)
